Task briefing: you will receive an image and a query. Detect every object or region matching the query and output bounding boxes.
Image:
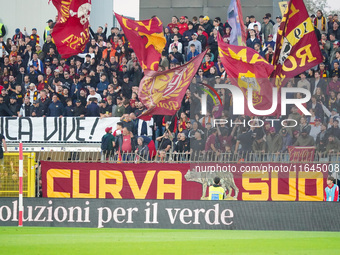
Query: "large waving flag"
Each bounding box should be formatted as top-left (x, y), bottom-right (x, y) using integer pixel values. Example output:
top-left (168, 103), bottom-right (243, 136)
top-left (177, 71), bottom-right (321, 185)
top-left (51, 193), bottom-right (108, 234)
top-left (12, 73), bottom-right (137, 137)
top-left (51, 0), bottom-right (91, 58)
top-left (227, 0), bottom-right (247, 46)
top-left (138, 50), bottom-right (207, 120)
top-left (272, 0), bottom-right (323, 87)
top-left (115, 13), bottom-right (166, 71)
top-left (217, 33), bottom-right (276, 116)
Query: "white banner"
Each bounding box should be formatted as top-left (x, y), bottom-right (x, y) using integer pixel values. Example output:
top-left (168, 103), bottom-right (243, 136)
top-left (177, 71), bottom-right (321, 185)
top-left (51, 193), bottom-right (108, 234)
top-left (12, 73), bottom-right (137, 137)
top-left (0, 117), bottom-right (120, 142)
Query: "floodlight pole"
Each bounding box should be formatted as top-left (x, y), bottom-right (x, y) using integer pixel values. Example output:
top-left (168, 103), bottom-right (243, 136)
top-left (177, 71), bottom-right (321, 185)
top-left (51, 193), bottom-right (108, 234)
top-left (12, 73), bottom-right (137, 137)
top-left (18, 141), bottom-right (23, 227)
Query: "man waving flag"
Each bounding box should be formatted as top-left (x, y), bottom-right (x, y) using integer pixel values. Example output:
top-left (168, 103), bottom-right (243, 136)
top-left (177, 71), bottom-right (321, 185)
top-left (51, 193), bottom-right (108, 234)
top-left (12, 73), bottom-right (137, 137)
top-left (272, 0), bottom-right (323, 88)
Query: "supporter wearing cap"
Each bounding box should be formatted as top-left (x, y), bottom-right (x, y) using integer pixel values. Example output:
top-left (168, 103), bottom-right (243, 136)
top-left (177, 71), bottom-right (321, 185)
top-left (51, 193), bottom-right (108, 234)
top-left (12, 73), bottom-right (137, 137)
top-left (32, 99), bottom-right (44, 117)
top-left (101, 127), bottom-right (115, 162)
top-left (262, 15), bottom-right (273, 41)
top-left (35, 44), bottom-right (44, 61)
top-left (44, 19), bottom-right (53, 42)
top-left (202, 16), bottom-right (213, 35)
top-left (74, 99), bottom-right (86, 117)
top-left (12, 28), bottom-right (24, 45)
top-left (178, 16), bottom-right (188, 35)
top-left (188, 32), bottom-right (202, 53)
top-left (28, 27), bottom-right (40, 45)
top-left (297, 72), bottom-right (311, 91)
top-left (113, 96), bottom-right (125, 117)
top-left (100, 99), bottom-right (112, 118)
top-left (273, 16), bottom-right (282, 37)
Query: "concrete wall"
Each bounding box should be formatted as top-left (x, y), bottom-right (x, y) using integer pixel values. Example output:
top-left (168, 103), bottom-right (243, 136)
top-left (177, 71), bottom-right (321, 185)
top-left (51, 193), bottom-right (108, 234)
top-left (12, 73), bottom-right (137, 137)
top-left (140, 0), bottom-right (278, 25)
top-left (0, 0), bottom-right (114, 43)
top-left (0, 0), bottom-right (57, 43)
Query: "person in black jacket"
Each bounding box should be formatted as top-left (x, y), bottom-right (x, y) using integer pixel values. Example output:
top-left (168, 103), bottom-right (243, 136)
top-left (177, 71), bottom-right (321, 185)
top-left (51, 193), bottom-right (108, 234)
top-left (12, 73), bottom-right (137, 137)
top-left (0, 96), bottom-right (14, 116)
top-left (74, 99), bottom-right (86, 117)
top-left (63, 98), bottom-right (74, 116)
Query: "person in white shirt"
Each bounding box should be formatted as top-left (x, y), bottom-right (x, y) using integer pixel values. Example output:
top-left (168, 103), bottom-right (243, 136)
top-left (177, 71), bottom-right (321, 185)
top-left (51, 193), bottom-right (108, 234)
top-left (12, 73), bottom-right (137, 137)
top-left (86, 87), bottom-right (102, 104)
top-left (248, 15), bottom-right (262, 32)
top-left (169, 35), bottom-right (183, 54)
top-left (310, 118), bottom-right (322, 141)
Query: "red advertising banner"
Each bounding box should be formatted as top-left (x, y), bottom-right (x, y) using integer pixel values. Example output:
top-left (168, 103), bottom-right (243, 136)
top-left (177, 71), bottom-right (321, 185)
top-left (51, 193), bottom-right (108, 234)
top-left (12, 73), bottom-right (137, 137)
top-left (288, 146), bottom-right (315, 162)
top-left (41, 162), bottom-right (327, 201)
top-left (51, 0), bottom-right (91, 58)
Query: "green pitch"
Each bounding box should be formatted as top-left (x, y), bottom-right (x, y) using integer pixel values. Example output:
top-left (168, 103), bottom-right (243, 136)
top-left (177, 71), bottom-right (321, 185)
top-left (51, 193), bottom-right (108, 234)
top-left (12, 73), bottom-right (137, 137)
top-left (1, 227), bottom-right (340, 255)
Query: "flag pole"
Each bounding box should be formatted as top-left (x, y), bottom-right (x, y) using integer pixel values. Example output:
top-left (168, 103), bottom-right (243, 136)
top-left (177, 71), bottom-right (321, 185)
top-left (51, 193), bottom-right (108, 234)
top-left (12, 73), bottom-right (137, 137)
top-left (18, 141), bottom-right (23, 227)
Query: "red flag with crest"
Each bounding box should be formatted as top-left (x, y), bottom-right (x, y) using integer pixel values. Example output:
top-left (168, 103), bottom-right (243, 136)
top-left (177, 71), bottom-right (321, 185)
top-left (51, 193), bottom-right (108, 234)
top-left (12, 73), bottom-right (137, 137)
top-left (138, 50), bottom-right (207, 120)
top-left (217, 33), bottom-right (277, 116)
top-left (271, 0), bottom-right (323, 88)
top-left (51, 0), bottom-right (91, 58)
top-left (115, 13), bottom-right (166, 71)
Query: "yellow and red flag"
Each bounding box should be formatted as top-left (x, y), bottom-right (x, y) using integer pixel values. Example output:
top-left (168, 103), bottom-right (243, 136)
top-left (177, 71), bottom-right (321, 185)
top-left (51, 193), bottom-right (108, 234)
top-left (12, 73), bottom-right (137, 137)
top-left (138, 50), bottom-right (207, 120)
top-left (115, 13), bottom-right (166, 71)
top-left (217, 33), bottom-right (276, 116)
top-left (272, 0), bottom-right (323, 87)
top-left (51, 0), bottom-right (91, 58)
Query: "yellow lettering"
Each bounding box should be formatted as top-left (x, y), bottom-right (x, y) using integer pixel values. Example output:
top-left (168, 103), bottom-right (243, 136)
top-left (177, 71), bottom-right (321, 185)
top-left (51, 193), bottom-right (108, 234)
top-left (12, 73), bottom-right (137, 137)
top-left (228, 48), bottom-right (248, 62)
top-left (249, 53), bottom-right (268, 64)
top-left (125, 171), bottom-right (156, 199)
top-left (157, 171), bottom-right (182, 199)
top-left (298, 172), bottom-right (323, 201)
top-left (98, 170), bottom-right (123, 198)
top-left (72, 170), bottom-right (96, 198)
top-left (47, 169), bottom-right (71, 198)
top-left (242, 172), bottom-right (269, 200)
top-left (271, 172), bottom-right (296, 201)
top-left (296, 44), bottom-right (317, 67)
top-left (282, 55), bottom-right (297, 72)
top-left (288, 3), bottom-right (299, 19)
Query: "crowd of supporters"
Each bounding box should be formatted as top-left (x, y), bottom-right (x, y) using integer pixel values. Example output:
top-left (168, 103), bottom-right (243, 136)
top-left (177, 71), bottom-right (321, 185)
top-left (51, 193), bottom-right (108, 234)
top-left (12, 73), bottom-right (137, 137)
top-left (0, 10), bottom-right (340, 161)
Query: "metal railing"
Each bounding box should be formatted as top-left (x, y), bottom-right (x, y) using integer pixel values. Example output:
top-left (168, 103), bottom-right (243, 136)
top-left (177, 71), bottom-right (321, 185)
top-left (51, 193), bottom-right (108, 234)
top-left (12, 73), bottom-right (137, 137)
top-left (34, 151), bottom-right (340, 164)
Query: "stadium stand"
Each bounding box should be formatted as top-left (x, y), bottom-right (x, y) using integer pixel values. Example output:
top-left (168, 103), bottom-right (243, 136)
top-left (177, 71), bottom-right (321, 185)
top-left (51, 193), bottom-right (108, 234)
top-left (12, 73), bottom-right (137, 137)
top-left (0, 11), bottom-right (340, 171)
